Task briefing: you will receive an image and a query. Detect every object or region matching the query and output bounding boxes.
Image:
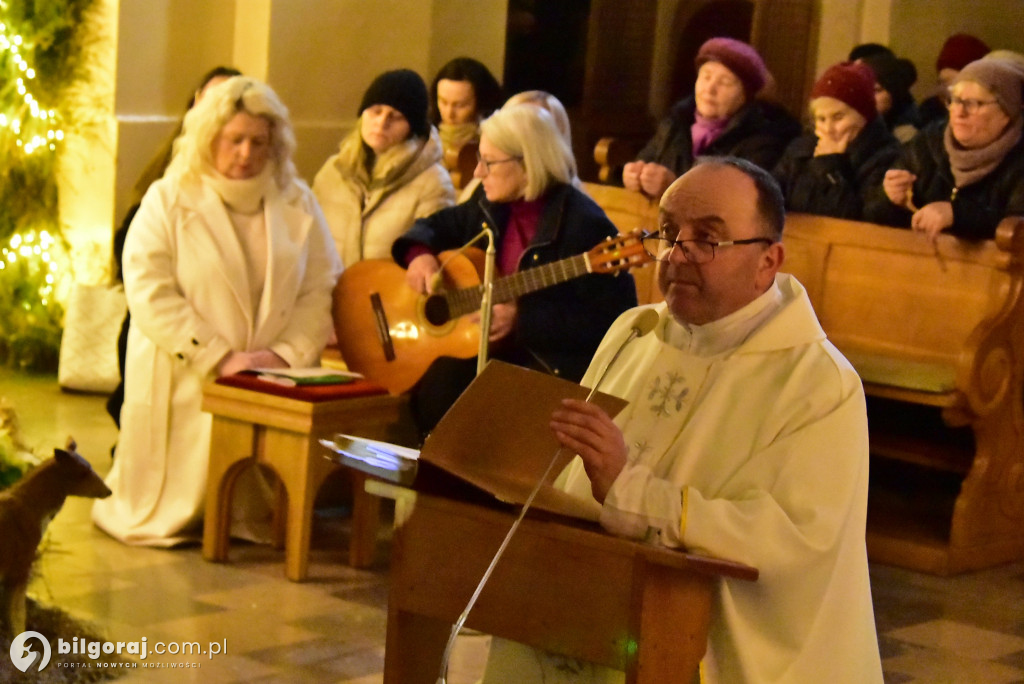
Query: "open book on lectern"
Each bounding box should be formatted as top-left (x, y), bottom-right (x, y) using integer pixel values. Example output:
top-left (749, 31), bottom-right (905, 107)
top-left (320, 360), bottom-right (627, 522)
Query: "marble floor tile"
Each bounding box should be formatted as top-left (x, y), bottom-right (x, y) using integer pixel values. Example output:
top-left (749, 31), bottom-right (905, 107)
top-left (882, 643), bottom-right (1024, 684)
top-left (887, 619), bottom-right (1024, 661)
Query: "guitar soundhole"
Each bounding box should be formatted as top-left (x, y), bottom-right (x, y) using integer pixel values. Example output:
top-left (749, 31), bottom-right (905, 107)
top-left (424, 295), bottom-right (451, 327)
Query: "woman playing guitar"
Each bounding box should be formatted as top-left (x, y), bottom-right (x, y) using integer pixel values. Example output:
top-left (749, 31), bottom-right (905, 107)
top-left (391, 104), bottom-right (639, 438)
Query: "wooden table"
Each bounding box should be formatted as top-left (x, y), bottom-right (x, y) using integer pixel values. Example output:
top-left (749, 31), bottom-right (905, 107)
top-left (376, 483), bottom-right (757, 683)
top-left (201, 381), bottom-right (414, 580)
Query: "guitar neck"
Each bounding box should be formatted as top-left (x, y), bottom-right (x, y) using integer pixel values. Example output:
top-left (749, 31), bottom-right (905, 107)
top-left (444, 253), bottom-right (590, 320)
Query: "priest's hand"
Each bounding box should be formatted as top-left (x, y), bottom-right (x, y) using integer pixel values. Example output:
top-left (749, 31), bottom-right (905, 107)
top-left (550, 398), bottom-right (628, 503)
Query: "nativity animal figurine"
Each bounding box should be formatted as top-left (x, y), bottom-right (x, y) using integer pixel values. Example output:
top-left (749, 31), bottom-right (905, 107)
top-left (0, 438), bottom-right (110, 636)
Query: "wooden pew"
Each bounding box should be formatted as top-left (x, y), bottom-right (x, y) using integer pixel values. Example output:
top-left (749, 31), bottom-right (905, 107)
top-left (593, 136), bottom-right (644, 185)
top-left (581, 181), bottom-right (660, 305)
top-left (782, 213), bottom-right (1024, 574)
top-left (584, 181), bottom-right (1024, 574)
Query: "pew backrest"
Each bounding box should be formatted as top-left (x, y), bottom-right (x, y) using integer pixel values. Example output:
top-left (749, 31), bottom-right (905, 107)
top-left (581, 181), bottom-right (661, 305)
top-left (781, 212), bottom-right (1024, 413)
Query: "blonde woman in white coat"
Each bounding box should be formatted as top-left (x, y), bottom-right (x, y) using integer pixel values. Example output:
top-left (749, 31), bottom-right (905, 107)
top-left (93, 77), bottom-right (343, 546)
top-left (313, 69), bottom-right (455, 268)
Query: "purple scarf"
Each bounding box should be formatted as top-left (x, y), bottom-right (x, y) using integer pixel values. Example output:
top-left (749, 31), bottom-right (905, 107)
top-left (691, 113), bottom-right (730, 156)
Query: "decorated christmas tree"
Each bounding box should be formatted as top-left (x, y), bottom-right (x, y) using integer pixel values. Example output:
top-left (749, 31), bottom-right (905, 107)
top-left (0, 0), bottom-right (98, 372)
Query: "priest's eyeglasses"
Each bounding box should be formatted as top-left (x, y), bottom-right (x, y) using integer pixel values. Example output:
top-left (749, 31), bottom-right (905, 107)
top-left (641, 235), bottom-right (774, 264)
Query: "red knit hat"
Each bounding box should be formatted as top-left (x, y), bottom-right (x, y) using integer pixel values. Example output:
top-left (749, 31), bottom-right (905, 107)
top-left (810, 61), bottom-right (878, 122)
top-left (936, 34), bottom-right (990, 72)
top-left (695, 37), bottom-right (768, 97)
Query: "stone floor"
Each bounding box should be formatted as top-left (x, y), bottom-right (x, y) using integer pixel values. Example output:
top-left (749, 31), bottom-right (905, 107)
top-left (3, 368), bottom-right (1024, 683)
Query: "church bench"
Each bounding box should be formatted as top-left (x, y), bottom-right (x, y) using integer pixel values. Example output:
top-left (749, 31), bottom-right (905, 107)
top-left (593, 136), bottom-right (644, 185)
top-left (581, 181), bottom-right (660, 305)
top-left (781, 213), bottom-right (1024, 574)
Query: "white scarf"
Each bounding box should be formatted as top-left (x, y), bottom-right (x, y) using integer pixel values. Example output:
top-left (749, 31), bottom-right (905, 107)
top-left (203, 165), bottom-right (276, 214)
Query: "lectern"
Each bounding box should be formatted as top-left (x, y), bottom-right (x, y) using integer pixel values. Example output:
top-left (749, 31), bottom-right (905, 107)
top-left (378, 484), bottom-right (758, 684)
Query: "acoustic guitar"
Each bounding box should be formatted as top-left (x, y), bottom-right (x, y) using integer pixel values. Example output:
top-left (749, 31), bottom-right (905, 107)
top-left (332, 230), bottom-right (653, 394)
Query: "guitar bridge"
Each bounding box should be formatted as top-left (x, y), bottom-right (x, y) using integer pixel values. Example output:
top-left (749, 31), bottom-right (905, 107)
top-left (370, 292), bottom-right (396, 362)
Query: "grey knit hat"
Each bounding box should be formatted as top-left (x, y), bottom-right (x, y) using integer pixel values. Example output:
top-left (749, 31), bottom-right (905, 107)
top-left (954, 58), bottom-right (1023, 120)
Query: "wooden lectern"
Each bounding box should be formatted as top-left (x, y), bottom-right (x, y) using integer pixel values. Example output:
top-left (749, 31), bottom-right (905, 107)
top-left (378, 484), bottom-right (758, 684)
top-left (324, 363), bottom-right (758, 681)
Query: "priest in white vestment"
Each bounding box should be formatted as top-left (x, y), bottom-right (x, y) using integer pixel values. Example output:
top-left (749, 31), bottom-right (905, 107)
top-left (481, 157), bottom-right (883, 683)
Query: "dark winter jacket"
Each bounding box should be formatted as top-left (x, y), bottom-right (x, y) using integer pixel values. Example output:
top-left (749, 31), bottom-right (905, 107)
top-left (772, 116), bottom-right (901, 223)
top-left (873, 120), bottom-right (1024, 240)
top-left (393, 183), bottom-right (638, 381)
top-left (637, 97), bottom-right (801, 174)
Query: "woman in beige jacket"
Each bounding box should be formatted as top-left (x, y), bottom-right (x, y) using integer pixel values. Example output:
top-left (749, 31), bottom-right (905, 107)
top-left (313, 69), bottom-right (455, 267)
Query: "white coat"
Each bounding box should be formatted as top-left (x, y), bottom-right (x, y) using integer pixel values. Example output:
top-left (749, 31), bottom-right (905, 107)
top-left (484, 275), bottom-right (882, 683)
top-left (312, 125), bottom-right (455, 267)
top-left (92, 175), bottom-right (342, 546)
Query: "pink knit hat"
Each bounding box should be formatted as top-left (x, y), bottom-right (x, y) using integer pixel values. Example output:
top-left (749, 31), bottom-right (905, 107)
top-left (810, 61), bottom-right (878, 122)
top-left (695, 37), bottom-right (769, 97)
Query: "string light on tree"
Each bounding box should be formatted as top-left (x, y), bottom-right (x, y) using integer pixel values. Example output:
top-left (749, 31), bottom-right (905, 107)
top-left (0, 17), bottom-right (66, 155)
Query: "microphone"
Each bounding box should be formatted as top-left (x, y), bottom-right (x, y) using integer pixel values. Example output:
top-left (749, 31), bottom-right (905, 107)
top-left (424, 226), bottom-right (494, 325)
top-left (428, 228), bottom-right (491, 293)
top-left (435, 308), bottom-right (660, 684)
top-left (424, 202), bottom-right (499, 324)
top-left (476, 222), bottom-right (497, 376)
top-left (430, 201), bottom-right (499, 294)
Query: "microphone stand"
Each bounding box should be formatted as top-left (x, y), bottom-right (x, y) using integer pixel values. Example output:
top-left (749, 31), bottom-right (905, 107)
top-left (477, 222), bottom-right (496, 376)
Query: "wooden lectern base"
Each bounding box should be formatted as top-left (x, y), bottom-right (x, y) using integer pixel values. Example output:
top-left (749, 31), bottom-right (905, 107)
top-left (375, 483), bottom-right (757, 683)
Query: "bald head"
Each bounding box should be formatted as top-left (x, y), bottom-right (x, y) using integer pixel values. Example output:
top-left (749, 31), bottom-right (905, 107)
top-left (656, 158), bottom-right (785, 325)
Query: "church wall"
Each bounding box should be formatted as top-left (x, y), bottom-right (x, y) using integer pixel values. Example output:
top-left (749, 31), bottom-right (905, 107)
top-left (889, 0), bottom-right (1024, 101)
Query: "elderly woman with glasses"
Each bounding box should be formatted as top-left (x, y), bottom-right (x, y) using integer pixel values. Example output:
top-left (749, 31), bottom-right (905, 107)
top-left (93, 76), bottom-right (342, 546)
top-left (392, 104), bottom-right (638, 437)
top-left (880, 58), bottom-right (1024, 242)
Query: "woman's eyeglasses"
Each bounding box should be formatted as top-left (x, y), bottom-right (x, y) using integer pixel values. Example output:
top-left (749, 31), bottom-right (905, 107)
top-left (945, 94), bottom-right (999, 115)
top-left (476, 153), bottom-right (523, 174)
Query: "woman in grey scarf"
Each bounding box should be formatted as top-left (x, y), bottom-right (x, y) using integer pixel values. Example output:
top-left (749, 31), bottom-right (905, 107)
top-left (880, 58), bottom-right (1024, 242)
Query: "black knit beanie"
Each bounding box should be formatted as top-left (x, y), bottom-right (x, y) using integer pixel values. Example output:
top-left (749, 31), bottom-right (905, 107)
top-left (358, 69), bottom-right (429, 138)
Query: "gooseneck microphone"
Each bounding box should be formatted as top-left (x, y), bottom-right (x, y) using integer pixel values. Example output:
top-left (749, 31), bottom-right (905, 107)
top-left (476, 221), bottom-right (497, 376)
top-left (476, 200), bottom-right (500, 373)
top-left (436, 308), bottom-right (661, 684)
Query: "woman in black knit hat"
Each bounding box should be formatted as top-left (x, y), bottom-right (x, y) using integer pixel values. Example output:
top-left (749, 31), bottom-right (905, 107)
top-left (313, 69), bottom-right (456, 268)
